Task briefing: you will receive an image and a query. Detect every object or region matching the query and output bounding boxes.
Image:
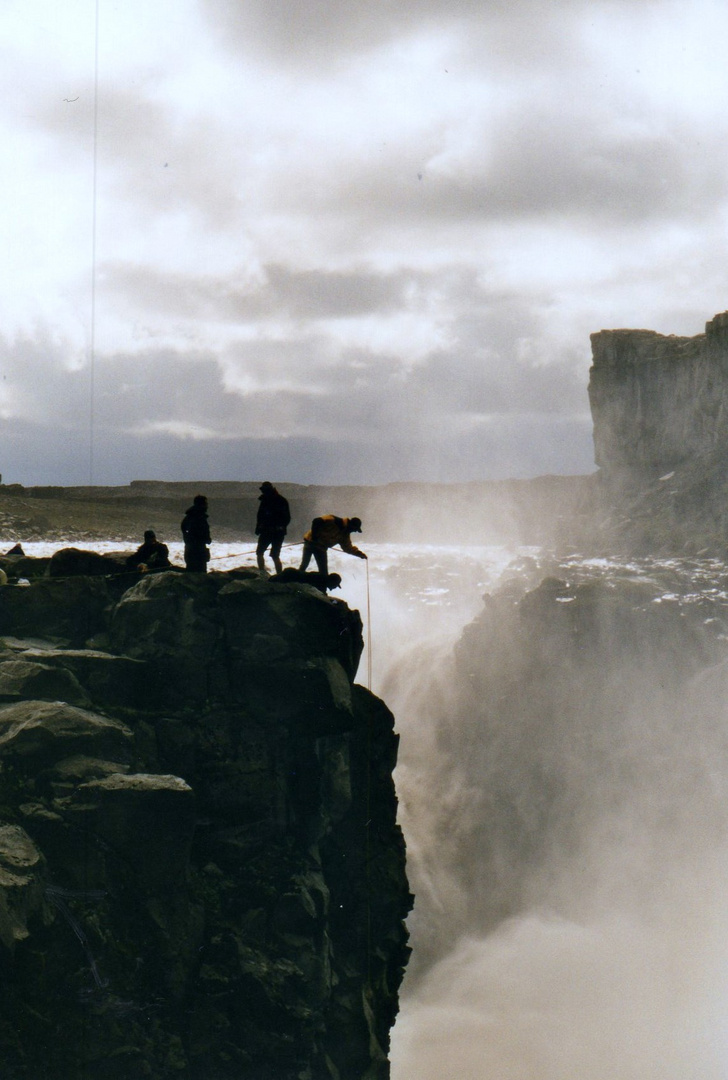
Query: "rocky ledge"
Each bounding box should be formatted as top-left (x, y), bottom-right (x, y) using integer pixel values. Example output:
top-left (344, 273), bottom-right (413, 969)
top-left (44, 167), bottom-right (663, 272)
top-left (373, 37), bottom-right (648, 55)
top-left (0, 566), bottom-right (411, 1080)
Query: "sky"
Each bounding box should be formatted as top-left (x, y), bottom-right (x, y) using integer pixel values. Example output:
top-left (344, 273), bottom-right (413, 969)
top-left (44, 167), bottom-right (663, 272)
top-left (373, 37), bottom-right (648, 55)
top-left (4, 0), bottom-right (728, 486)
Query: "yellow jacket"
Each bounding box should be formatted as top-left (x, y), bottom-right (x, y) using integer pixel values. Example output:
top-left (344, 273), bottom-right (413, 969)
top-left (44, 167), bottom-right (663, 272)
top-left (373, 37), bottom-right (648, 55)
top-left (304, 515), bottom-right (365, 557)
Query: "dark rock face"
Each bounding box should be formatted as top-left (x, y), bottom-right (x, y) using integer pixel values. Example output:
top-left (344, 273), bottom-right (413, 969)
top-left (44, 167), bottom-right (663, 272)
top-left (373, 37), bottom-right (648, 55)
top-left (0, 554), bottom-right (51, 581)
top-left (588, 311), bottom-right (728, 552)
top-left (48, 547), bottom-right (132, 578)
top-left (0, 570), bottom-right (411, 1079)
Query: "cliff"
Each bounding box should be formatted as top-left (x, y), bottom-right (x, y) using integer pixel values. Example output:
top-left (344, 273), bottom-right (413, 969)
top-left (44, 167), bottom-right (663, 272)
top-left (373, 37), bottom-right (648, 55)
top-left (0, 565), bottom-right (411, 1079)
top-left (588, 311), bottom-right (728, 552)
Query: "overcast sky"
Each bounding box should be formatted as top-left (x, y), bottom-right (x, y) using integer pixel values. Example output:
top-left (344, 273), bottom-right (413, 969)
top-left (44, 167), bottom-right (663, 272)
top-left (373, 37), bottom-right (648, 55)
top-left (3, 0), bottom-right (728, 486)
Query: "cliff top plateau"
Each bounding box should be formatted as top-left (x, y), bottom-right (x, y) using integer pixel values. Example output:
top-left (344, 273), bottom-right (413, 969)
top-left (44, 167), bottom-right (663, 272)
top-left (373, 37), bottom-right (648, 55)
top-left (0, 475), bottom-right (596, 551)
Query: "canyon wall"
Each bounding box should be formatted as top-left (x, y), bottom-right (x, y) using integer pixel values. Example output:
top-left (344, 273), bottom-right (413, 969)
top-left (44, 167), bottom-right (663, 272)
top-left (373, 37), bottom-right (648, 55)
top-left (0, 563), bottom-right (411, 1079)
top-left (392, 551), bottom-right (728, 1077)
top-left (588, 311), bottom-right (728, 552)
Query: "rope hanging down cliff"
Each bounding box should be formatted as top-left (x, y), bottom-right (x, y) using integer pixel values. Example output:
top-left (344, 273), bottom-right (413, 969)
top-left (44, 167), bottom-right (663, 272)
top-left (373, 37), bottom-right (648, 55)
top-left (365, 558), bottom-right (372, 691)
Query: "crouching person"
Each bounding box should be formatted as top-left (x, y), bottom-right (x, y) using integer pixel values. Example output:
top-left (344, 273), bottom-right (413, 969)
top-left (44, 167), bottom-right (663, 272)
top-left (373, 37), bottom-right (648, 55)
top-left (299, 516), bottom-right (366, 576)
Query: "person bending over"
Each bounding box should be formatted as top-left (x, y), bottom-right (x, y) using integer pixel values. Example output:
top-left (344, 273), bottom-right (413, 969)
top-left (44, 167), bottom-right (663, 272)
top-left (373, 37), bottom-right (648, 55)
top-left (298, 515), bottom-right (366, 576)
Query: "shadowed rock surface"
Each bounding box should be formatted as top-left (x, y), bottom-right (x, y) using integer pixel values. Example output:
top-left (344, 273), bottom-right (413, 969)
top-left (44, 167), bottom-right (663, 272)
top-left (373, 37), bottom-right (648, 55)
top-left (588, 309), bottom-right (728, 553)
top-left (0, 569), bottom-right (411, 1080)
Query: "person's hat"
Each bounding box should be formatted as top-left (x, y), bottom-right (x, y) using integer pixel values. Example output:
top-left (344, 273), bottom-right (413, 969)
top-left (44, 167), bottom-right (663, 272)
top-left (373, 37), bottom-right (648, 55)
top-left (260, 481), bottom-right (274, 492)
top-left (349, 517), bottom-right (362, 532)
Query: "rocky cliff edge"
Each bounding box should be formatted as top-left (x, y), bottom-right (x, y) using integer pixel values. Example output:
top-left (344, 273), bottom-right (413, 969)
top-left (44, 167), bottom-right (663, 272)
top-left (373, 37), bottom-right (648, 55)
top-left (587, 311), bottom-right (728, 553)
top-left (0, 566), bottom-right (412, 1080)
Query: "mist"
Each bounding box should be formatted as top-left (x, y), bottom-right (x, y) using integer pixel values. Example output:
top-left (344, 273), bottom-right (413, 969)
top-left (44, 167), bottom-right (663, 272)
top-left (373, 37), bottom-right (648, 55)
top-left (382, 553), bottom-right (728, 1078)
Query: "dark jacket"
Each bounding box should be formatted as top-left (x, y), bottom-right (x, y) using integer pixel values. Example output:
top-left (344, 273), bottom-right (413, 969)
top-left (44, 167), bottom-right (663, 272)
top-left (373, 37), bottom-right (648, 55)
top-left (256, 489), bottom-right (291, 534)
top-left (304, 516), bottom-right (364, 557)
top-left (126, 539), bottom-right (170, 570)
top-left (181, 505), bottom-right (211, 546)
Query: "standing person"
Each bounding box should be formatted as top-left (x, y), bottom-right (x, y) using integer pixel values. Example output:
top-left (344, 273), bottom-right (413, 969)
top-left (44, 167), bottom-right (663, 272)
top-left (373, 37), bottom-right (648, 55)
top-left (298, 515), bottom-right (366, 576)
top-left (181, 494), bottom-right (211, 572)
top-left (255, 481), bottom-right (290, 575)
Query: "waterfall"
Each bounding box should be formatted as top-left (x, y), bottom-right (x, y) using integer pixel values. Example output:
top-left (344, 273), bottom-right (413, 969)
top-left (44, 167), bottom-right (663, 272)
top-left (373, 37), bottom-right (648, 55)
top-left (387, 553), bottom-right (728, 1079)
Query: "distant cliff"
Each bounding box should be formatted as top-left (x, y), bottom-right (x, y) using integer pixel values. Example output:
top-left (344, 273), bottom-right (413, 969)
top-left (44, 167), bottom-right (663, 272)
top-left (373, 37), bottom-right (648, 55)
top-left (0, 565), bottom-right (411, 1079)
top-left (589, 312), bottom-right (728, 476)
top-left (588, 311), bottom-right (728, 553)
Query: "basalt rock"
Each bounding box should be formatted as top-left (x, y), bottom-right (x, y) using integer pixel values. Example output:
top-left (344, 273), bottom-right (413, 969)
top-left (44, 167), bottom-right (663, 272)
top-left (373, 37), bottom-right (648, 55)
top-left (0, 824), bottom-right (46, 954)
top-left (588, 310), bottom-right (728, 552)
top-left (0, 555), bottom-right (51, 581)
top-left (48, 547), bottom-right (132, 578)
top-left (0, 575), bottom-right (113, 645)
top-left (0, 570), bottom-right (411, 1080)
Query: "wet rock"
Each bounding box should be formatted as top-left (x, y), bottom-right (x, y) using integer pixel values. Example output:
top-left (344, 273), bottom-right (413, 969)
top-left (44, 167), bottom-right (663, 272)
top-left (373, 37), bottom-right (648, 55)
top-left (0, 824), bottom-right (46, 953)
top-left (0, 659), bottom-right (90, 706)
top-left (74, 773), bottom-right (196, 889)
top-left (108, 571), bottom-right (225, 704)
top-left (37, 754), bottom-right (131, 798)
top-left (217, 576), bottom-right (364, 681)
top-left (233, 656), bottom-right (354, 733)
top-left (0, 575), bottom-right (112, 644)
top-left (0, 700), bottom-right (133, 768)
top-left (48, 547), bottom-right (131, 577)
top-left (11, 647), bottom-right (147, 710)
top-left (0, 555), bottom-right (50, 580)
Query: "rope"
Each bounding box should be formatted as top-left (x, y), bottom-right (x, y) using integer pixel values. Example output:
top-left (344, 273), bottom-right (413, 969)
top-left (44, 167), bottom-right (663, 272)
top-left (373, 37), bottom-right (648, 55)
top-left (208, 539), bottom-right (304, 562)
top-left (364, 559), bottom-right (373, 990)
top-left (89, 0), bottom-right (100, 484)
top-left (365, 558), bottom-right (372, 691)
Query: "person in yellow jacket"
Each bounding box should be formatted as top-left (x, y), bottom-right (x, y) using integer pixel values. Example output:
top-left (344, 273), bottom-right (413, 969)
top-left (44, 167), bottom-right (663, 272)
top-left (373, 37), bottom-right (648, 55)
top-left (298, 515), bottom-right (367, 575)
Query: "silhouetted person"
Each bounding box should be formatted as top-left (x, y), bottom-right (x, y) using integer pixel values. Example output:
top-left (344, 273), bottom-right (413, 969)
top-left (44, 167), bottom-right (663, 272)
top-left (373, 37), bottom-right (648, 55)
top-left (255, 481), bottom-right (290, 575)
top-left (126, 529), bottom-right (171, 571)
top-left (181, 495), bottom-right (211, 572)
top-left (299, 516), bottom-right (366, 576)
top-left (270, 568), bottom-right (342, 594)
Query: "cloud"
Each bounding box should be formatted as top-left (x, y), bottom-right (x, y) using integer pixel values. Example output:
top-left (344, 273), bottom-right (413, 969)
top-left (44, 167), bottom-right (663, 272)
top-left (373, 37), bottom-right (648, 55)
top-left (200, 0), bottom-right (632, 69)
top-left (0, 317), bottom-right (595, 486)
top-left (102, 261), bottom-right (423, 322)
top-left (3, 0), bottom-right (728, 484)
top-left (201, 0), bottom-right (465, 63)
